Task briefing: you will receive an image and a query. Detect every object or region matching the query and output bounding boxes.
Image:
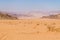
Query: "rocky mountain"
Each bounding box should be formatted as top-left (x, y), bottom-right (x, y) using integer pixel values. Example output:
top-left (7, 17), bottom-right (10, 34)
top-left (42, 14), bottom-right (60, 19)
top-left (1, 11), bottom-right (60, 19)
top-left (0, 12), bottom-right (18, 20)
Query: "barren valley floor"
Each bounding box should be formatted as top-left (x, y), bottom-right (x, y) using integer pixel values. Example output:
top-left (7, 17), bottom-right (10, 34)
top-left (0, 19), bottom-right (60, 40)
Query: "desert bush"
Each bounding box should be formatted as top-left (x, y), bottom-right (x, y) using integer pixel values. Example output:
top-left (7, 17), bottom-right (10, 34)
top-left (54, 28), bottom-right (60, 32)
top-left (47, 26), bottom-right (55, 32)
top-left (47, 25), bottom-right (60, 32)
top-left (52, 23), bottom-right (56, 25)
top-left (37, 24), bottom-right (40, 25)
top-left (44, 24), bottom-right (47, 26)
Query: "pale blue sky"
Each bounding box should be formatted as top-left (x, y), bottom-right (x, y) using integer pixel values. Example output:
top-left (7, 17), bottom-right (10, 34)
top-left (0, 0), bottom-right (60, 12)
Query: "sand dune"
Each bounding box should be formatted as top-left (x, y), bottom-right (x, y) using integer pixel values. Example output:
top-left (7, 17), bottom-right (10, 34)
top-left (0, 19), bottom-right (60, 40)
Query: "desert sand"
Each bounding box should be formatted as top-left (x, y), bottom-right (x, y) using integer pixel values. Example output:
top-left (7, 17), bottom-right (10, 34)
top-left (0, 19), bottom-right (60, 40)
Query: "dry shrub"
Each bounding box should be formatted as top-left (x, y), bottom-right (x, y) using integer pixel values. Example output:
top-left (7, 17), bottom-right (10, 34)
top-left (47, 25), bottom-right (60, 32)
top-left (54, 28), bottom-right (60, 32)
top-left (47, 26), bottom-right (55, 32)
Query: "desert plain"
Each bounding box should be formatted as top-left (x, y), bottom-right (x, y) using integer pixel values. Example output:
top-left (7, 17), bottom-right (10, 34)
top-left (0, 19), bottom-right (60, 40)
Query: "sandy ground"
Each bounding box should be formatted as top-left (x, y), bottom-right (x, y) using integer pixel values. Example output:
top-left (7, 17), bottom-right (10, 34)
top-left (0, 19), bottom-right (60, 40)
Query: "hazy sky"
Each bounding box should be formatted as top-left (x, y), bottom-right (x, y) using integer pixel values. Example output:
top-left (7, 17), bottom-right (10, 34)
top-left (0, 0), bottom-right (60, 12)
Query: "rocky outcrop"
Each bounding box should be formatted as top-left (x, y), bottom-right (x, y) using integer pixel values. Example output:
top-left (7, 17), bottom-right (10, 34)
top-left (0, 12), bottom-right (18, 20)
top-left (42, 14), bottom-right (60, 19)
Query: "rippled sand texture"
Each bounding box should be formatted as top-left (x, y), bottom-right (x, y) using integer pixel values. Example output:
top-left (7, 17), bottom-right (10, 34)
top-left (0, 19), bottom-right (60, 40)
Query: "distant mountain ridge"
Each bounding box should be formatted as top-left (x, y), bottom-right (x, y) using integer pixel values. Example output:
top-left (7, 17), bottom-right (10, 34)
top-left (0, 12), bottom-right (18, 20)
top-left (42, 14), bottom-right (60, 19)
top-left (0, 11), bottom-right (60, 19)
